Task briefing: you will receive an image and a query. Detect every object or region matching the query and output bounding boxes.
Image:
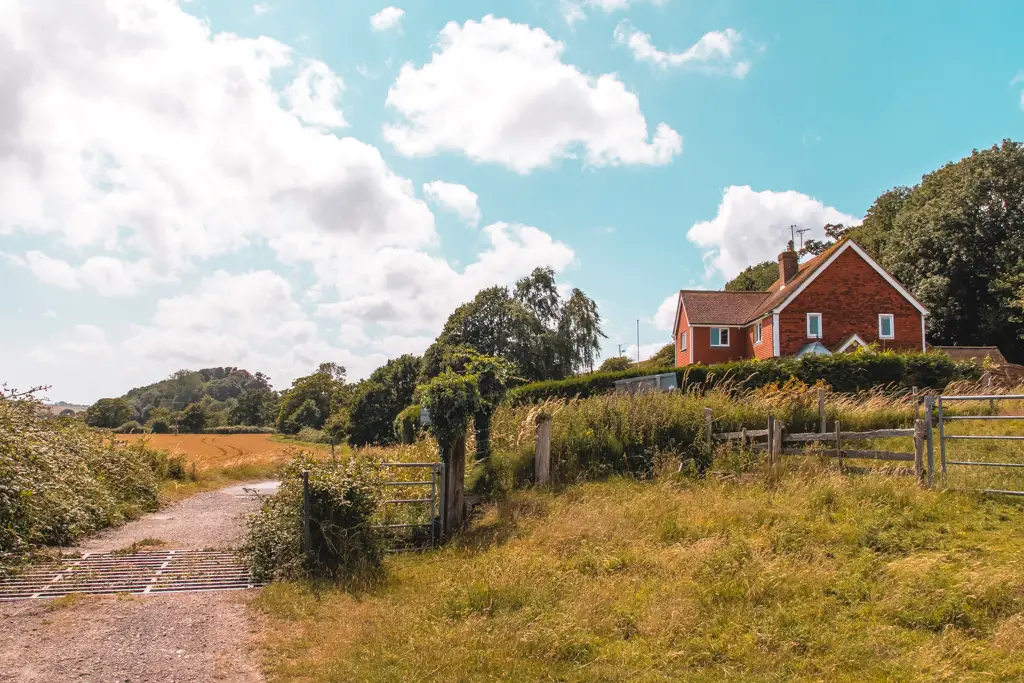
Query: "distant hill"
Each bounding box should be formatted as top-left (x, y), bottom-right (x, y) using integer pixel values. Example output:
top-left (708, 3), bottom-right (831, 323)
top-left (121, 367), bottom-right (268, 421)
top-left (42, 402), bottom-right (88, 416)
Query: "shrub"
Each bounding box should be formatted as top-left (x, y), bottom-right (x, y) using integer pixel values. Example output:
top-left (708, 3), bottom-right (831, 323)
top-left (242, 454), bottom-right (383, 582)
top-left (296, 426), bottom-right (327, 444)
top-left (1, 395), bottom-right (164, 575)
top-left (393, 404), bottom-right (422, 444)
top-left (202, 425), bottom-right (276, 434)
top-left (506, 352), bottom-right (972, 405)
top-left (150, 419), bottom-right (171, 434)
top-left (117, 420), bottom-right (144, 434)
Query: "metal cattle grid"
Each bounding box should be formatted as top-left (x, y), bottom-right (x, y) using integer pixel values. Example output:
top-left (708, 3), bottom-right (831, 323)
top-left (0, 550), bottom-right (261, 601)
top-left (927, 394), bottom-right (1024, 495)
top-left (375, 462), bottom-right (444, 549)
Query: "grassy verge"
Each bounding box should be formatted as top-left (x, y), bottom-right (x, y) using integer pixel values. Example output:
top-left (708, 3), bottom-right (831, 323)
top-left (256, 465), bottom-right (1024, 682)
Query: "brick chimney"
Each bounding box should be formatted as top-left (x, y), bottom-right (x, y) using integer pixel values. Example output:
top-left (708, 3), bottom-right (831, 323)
top-left (778, 240), bottom-right (799, 286)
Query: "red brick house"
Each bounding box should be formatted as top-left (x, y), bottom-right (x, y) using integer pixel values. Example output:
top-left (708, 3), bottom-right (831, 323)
top-left (672, 239), bottom-right (929, 366)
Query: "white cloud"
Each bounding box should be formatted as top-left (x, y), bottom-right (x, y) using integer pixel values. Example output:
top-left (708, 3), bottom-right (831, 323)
top-left (383, 16), bottom-right (682, 173)
top-left (43, 309), bottom-right (56, 318)
top-left (563, 0), bottom-right (665, 25)
top-left (370, 7), bottom-right (405, 32)
top-left (253, 3), bottom-right (272, 16)
top-left (0, 0), bottom-right (586, 399)
top-left (28, 324), bottom-right (112, 363)
top-left (623, 341), bottom-right (664, 363)
top-left (614, 22), bottom-right (751, 77)
top-left (24, 251), bottom-right (80, 290)
top-left (652, 292), bottom-right (677, 331)
top-left (283, 60), bottom-right (348, 129)
top-left (12, 251), bottom-right (163, 296)
top-left (686, 186), bottom-right (859, 280)
top-left (422, 181), bottom-right (481, 226)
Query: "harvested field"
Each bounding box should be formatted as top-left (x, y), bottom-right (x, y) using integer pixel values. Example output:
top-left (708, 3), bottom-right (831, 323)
top-left (115, 433), bottom-right (325, 471)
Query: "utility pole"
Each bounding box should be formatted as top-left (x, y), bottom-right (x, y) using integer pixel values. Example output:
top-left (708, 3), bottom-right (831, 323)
top-left (636, 319), bottom-right (641, 367)
top-left (617, 344), bottom-right (625, 357)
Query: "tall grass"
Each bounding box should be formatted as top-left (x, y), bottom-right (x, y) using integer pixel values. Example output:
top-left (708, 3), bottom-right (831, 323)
top-left (257, 469), bottom-right (1024, 682)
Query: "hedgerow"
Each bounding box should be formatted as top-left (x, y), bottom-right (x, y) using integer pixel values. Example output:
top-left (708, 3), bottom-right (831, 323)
top-left (506, 351), bottom-right (978, 405)
top-left (0, 394), bottom-right (168, 576)
top-left (202, 425), bottom-right (277, 435)
top-left (242, 454), bottom-right (382, 583)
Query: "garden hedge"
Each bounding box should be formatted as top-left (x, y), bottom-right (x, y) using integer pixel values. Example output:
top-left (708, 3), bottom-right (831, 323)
top-left (505, 351), bottom-right (980, 406)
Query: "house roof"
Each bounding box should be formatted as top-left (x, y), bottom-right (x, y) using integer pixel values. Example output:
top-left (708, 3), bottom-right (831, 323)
top-left (929, 345), bottom-right (1008, 365)
top-left (678, 290), bottom-right (770, 325)
top-left (748, 240), bottom-right (846, 320)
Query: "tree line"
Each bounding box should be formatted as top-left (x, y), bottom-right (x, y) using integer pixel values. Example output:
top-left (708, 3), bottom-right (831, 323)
top-left (85, 267), bottom-right (607, 447)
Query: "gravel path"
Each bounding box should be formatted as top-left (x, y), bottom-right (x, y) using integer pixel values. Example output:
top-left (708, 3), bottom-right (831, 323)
top-left (72, 481), bottom-right (278, 554)
top-left (0, 481), bottom-right (279, 683)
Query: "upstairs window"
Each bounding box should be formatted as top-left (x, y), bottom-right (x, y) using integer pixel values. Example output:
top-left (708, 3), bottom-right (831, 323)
top-left (807, 313), bottom-right (822, 339)
top-left (879, 314), bottom-right (894, 339)
top-left (679, 331), bottom-right (687, 351)
top-left (754, 321), bottom-right (763, 345)
top-left (711, 328), bottom-right (730, 347)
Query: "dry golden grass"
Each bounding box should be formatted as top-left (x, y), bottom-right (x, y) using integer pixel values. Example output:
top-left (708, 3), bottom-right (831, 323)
top-left (256, 464), bottom-right (1024, 683)
top-left (116, 433), bottom-right (327, 471)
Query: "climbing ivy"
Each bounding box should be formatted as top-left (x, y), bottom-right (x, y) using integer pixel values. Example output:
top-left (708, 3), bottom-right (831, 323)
top-left (417, 370), bottom-right (480, 458)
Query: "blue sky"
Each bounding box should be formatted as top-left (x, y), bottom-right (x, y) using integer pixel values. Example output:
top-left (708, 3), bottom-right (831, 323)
top-left (1, 0), bottom-right (1022, 404)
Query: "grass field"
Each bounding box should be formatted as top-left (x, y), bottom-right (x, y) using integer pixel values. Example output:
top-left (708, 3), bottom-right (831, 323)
top-left (116, 433), bottom-right (331, 498)
top-left (257, 468), bottom-right (1024, 683)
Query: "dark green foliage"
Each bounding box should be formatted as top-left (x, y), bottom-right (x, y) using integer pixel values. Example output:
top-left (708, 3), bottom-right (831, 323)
top-left (347, 355), bottom-right (421, 447)
top-left (150, 419), bottom-right (171, 434)
top-left (323, 412), bottom-right (351, 445)
top-left (202, 425), bottom-right (276, 434)
top-left (276, 364), bottom-right (347, 434)
top-left (84, 398), bottom-right (136, 428)
top-left (117, 420), bottom-right (144, 434)
top-left (724, 260), bottom-right (779, 291)
top-left (880, 140), bottom-right (1024, 363)
top-left (178, 403), bottom-right (207, 433)
top-left (1, 394), bottom-right (165, 575)
top-left (242, 455), bottom-right (382, 583)
top-left (418, 371), bottom-right (481, 454)
top-left (393, 404), bottom-right (422, 444)
top-left (422, 268), bottom-right (604, 384)
top-left (506, 352), bottom-right (975, 405)
top-left (122, 367), bottom-right (267, 422)
top-left (644, 343), bottom-right (676, 369)
top-left (230, 385), bottom-right (277, 427)
top-left (599, 356), bottom-right (632, 372)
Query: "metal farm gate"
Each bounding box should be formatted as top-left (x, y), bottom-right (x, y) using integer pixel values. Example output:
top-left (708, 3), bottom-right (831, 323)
top-left (375, 462), bottom-right (444, 549)
top-left (927, 394), bottom-right (1024, 495)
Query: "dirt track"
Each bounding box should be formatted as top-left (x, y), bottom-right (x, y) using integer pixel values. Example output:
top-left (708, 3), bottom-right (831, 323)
top-left (0, 483), bottom-right (277, 683)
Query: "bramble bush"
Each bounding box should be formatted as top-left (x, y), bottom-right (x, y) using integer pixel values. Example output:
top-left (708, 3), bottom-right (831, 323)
top-left (0, 393), bottom-right (170, 575)
top-left (242, 454), bottom-right (383, 583)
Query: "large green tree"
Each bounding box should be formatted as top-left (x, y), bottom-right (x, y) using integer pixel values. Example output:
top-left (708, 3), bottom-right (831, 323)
top-left (347, 355), bottom-right (422, 447)
top-left (84, 398), bottom-right (136, 429)
top-left (724, 261), bottom-right (779, 291)
top-left (881, 140), bottom-right (1024, 362)
top-left (422, 267), bottom-right (605, 383)
top-left (276, 362), bottom-right (347, 433)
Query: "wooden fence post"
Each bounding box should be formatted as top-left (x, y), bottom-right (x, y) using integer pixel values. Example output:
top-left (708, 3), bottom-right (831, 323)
top-left (773, 419), bottom-right (783, 464)
top-left (912, 387), bottom-right (919, 420)
top-left (835, 420), bottom-right (843, 470)
top-left (535, 416), bottom-right (552, 486)
top-left (705, 408), bottom-right (713, 450)
top-left (443, 436), bottom-right (467, 536)
top-left (767, 415), bottom-right (775, 465)
top-left (913, 419), bottom-right (926, 484)
top-left (818, 387), bottom-right (826, 434)
top-left (986, 375), bottom-right (996, 414)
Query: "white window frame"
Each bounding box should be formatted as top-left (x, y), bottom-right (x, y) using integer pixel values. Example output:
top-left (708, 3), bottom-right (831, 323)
top-left (679, 331), bottom-right (687, 351)
top-left (878, 314), bottom-right (895, 340)
top-left (754, 321), bottom-right (763, 345)
top-left (806, 313), bottom-right (822, 339)
top-left (710, 327), bottom-right (730, 347)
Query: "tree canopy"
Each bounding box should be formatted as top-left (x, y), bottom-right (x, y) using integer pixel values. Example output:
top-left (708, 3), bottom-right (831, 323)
top-left (422, 267), bottom-right (605, 383)
top-left (724, 261), bottom-right (779, 292)
top-left (347, 354), bottom-right (422, 447)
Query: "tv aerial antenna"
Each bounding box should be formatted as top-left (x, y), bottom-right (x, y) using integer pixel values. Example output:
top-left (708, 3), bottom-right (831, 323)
top-left (790, 225), bottom-right (811, 250)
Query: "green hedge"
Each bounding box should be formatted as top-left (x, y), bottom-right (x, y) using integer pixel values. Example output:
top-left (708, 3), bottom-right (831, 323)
top-left (202, 425), bottom-right (277, 435)
top-left (506, 352), bottom-right (980, 405)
